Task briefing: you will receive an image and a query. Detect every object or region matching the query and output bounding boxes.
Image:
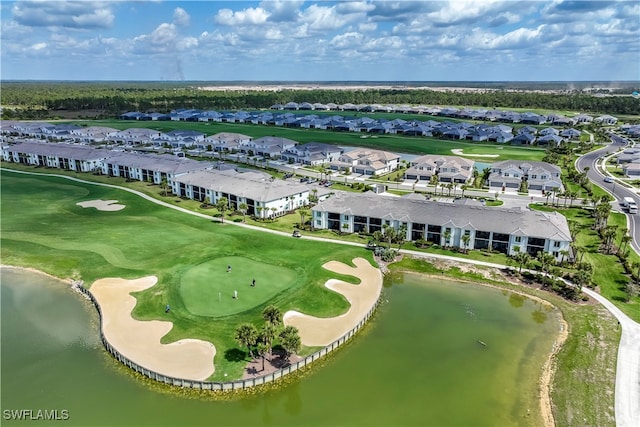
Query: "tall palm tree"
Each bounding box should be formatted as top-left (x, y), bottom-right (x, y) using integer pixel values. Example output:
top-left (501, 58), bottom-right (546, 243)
top-left (298, 207), bottom-right (310, 229)
top-left (619, 233), bottom-right (631, 255)
top-left (238, 203), bottom-right (248, 223)
top-left (215, 197), bottom-right (229, 223)
top-left (235, 323), bottom-right (258, 359)
top-left (443, 228), bottom-right (452, 249)
top-left (461, 233), bottom-right (471, 253)
top-left (278, 326), bottom-right (301, 362)
top-left (514, 250), bottom-right (530, 273)
top-left (262, 305), bottom-right (282, 327)
top-left (259, 323), bottom-right (277, 357)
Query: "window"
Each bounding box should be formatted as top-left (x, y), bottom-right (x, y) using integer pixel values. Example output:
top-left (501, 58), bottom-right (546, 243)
top-left (514, 236), bottom-right (522, 243)
top-left (316, 219), bottom-right (321, 226)
top-left (530, 174), bottom-right (537, 179)
top-left (553, 241), bottom-right (561, 248)
top-left (552, 251), bottom-right (559, 257)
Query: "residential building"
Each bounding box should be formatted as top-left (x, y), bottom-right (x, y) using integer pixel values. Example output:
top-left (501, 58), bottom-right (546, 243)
top-left (330, 148), bottom-right (400, 176)
top-left (311, 192), bottom-right (571, 261)
top-left (173, 169), bottom-right (310, 217)
top-left (488, 161), bottom-right (562, 192)
top-left (405, 155), bottom-right (474, 183)
top-left (280, 142), bottom-right (343, 165)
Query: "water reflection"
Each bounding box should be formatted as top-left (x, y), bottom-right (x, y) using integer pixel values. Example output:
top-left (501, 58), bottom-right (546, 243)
top-left (509, 293), bottom-right (526, 308)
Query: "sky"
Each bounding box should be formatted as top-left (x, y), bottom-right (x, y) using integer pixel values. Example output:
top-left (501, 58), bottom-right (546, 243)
top-left (1, 0), bottom-right (638, 82)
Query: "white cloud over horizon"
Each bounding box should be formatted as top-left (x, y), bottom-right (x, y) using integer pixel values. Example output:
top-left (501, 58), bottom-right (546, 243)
top-left (0, 0), bottom-right (638, 81)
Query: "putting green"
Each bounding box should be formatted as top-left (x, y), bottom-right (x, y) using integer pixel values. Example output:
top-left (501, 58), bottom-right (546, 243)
top-left (179, 256), bottom-right (297, 317)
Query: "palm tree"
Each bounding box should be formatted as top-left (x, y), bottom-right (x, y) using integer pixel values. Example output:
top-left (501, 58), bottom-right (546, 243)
top-left (255, 342), bottom-right (269, 371)
top-left (569, 191), bottom-right (578, 207)
top-left (395, 224), bottom-right (408, 250)
top-left (259, 323), bottom-right (277, 358)
top-left (619, 234), bottom-right (632, 255)
top-left (298, 207), bottom-right (310, 229)
top-left (537, 252), bottom-right (555, 281)
top-left (382, 223), bottom-right (395, 249)
top-left (461, 233), bottom-right (471, 254)
top-left (270, 207), bottom-right (277, 219)
top-left (278, 325), bottom-right (301, 363)
top-left (603, 225), bottom-right (618, 253)
top-left (513, 250), bottom-right (530, 273)
top-left (160, 177), bottom-right (169, 196)
top-left (567, 220), bottom-right (581, 241)
top-left (235, 323), bottom-right (258, 359)
top-left (215, 197), bottom-right (229, 223)
top-left (256, 206), bottom-right (263, 219)
top-left (262, 305), bottom-right (282, 327)
top-left (461, 184), bottom-right (468, 198)
top-left (442, 228), bottom-right (451, 249)
top-left (238, 203), bottom-right (248, 223)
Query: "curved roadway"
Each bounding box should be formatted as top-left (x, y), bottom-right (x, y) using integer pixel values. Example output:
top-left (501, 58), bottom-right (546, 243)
top-left (576, 133), bottom-right (640, 253)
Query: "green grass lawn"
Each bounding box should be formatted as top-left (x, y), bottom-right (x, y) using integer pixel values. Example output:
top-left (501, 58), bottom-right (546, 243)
top-left (63, 119), bottom-right (548, 161)
top-left (0, 168), bottom-right (369, 380)
top-left (531, 204), bottom-right (640, 321)
top-left (179, 256), bottom-right (297, 317)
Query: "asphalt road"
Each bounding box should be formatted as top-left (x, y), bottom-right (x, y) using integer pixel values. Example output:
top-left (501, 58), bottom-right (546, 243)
top-left (575, 133), bottom-right (640, 253)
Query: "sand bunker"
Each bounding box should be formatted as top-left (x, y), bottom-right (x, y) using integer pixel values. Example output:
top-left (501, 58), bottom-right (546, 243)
top-left (76, 199), bottom-right (125, 211)
top-left (451, 149), bottom-right (499, 158)
top-left (90, 276), bottom-right (216, 381)
top-left (283, 257), bottom-right (382, 347)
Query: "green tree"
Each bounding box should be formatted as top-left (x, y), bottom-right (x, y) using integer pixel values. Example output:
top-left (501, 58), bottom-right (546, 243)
top-left (235, 323), bottom-right (258, 359)
top-left (262, 305), bottom-right (282, 327)
top-left (215, 197), bottom-right (229, 223)
top-left (160, 177), bottom-right (169, 197)
top-left (298, 207), bottom-right (310, 229)
top-left (461, 233), bottom-right (471, 254)
top-left (278, 325), bottom-right (301, 362)
top-left (255, 342), bottom-right (269, 371)
top-left (513, 249), bottom-right (530, 274)
top-left (537, 252), bottom-right (556, 282)
top-left (442, 228), bottom-right (452, 249)
top-left (238, 202), bottom-right (248, 223)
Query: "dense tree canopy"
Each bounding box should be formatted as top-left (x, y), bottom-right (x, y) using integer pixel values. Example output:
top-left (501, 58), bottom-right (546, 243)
top-left (1, 81), bottom-right (638, 119)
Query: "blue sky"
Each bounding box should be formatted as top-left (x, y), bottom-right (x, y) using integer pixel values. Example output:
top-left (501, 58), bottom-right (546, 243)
top-left (1, 0), bottom-right (638, 81)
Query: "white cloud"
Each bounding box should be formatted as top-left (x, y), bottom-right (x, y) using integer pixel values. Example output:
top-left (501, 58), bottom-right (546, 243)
top-left (12, 1), bottom-right (115, 29)
top-left (301, 4), bottom-right (358, 31)
top-left (31, 42), bottom-right (46, 51)
top-left (359, 22), bottom-right (377, 32)
top-left (215, 7), bottom-right (270, 26)
top-left (261, 0), bottom-right (303, 23)
top-left (132, 22), bottom-right (198, 55)
top-left (173, 7), bottom-right (190, 27)
top-left (466, 25), bottom-right (546, 50)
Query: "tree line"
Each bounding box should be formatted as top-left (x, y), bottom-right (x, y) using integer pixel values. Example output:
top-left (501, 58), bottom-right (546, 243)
top-left (2, 81), bottom-right (639, 119)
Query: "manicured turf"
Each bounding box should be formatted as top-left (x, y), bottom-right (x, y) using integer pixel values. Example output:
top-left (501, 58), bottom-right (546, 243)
top-left (0, 168), bottom-right (368, 380)
top-left (179, 256), bottom-right (297, 316)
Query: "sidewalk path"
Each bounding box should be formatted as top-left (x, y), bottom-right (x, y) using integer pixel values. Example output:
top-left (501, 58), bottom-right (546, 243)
top-left (4, 167), bottom-right (639, 427)
top-left (581, 287), bottom-right (640, 427)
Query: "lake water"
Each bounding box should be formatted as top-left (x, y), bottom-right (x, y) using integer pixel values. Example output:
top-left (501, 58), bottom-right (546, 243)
top-left (1, 268), bottom-right (559, 427)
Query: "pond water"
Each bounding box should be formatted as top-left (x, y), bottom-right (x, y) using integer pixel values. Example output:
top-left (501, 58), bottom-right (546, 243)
top-left (1, 268), bottom-right (559, 427)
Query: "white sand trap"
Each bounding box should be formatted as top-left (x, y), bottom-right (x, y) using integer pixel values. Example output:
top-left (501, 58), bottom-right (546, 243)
top-left (283, 257), bottom-right (382, 347)
top-left (90, 276), bottom-right (216, 381)
top-left (451, 148), bottom-right (499, 158)
top-left (76, 199), bottom-right (125, 211)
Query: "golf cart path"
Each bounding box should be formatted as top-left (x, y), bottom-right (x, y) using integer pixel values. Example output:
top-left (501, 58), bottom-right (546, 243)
top-left (4, 168), bottom-right (639, 427)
